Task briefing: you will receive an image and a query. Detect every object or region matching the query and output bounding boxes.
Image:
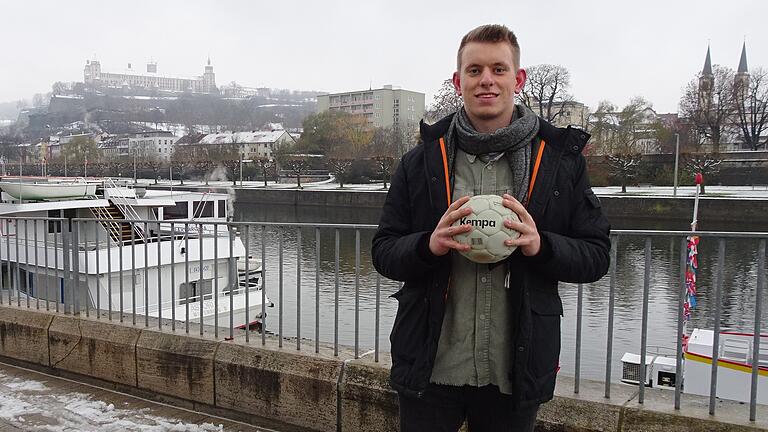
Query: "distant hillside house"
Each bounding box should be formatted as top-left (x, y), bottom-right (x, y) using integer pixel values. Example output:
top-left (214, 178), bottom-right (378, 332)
top-left (528, 101), bottom-right (590, 129)
top-left (99, 135), bottom-right (130, 158)
top-left (84, 58), bottom-right (216, 94)
top-left (128, 131), bottom-right (179, 161)
top-left (197, 130), bottom-right (296, 159)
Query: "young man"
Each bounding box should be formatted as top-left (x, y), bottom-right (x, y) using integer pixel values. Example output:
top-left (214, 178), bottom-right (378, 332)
top-left (372, 24), bottom-right (611, 431)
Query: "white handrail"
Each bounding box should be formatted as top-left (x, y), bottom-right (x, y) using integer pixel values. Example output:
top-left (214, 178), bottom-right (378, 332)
top-left (103, 178), bottom-right (145, 242)
top-left (90, 206), bottom-right (121, 242)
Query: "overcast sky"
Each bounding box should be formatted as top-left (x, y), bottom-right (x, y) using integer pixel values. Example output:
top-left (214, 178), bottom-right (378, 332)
top-left (2, 0), bottom-right (766, 114)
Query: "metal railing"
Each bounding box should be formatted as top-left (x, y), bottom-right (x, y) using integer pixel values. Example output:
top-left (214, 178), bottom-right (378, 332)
top-left (0, 218), bottom-right (764, 422)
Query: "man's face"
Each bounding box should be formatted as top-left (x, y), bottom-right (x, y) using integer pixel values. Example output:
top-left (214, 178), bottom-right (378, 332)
top-left (452, 41), bottom-right (526, 131)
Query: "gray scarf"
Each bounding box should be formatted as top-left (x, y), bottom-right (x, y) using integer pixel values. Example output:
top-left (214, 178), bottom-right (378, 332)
top-left (444, 104), bottom-right (540, 203)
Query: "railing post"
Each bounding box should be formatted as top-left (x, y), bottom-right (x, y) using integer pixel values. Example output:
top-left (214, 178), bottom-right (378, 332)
top-left (709, 238), bottom-right (725, 415)
top-left (261, 225), bottom-right (266, 346)
top-left (574, 282), bottom-right (583, 394)
top-left (605, 235), bottom-right (618, 398)
top-left (61, 226), bottom-right (71, 314)
top-left (750, 239), bottom-right (765, 422)
top-left (296, 227), bottom-right (301, 350)
top-left (639, 237), bottom-right (652, 404)
top-left (71, 221), bottom-right (82, 315)
top-left (675, 236), bottom-right (687, 410)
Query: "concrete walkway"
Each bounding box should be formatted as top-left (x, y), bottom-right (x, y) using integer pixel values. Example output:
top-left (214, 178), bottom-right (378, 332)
top-left (0, 361), bottom-right (276, 432)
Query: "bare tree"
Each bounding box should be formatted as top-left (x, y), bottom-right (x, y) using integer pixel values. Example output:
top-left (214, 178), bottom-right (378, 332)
top-left (679, 65), bottom-right (736, 153)
top-left (284, 157), bottom-right (310, 189)
top-left (327, 158), bottom-right (352, 188)
top-left (253, 157), bottom-right (275, 187)
top-left (372, 156), bottom-right (395, 189)
top-left (425, 79), bottom-right (463, 122)
top-left (215, 143), bottom-right (241, 186)
top-left (520, 64), bottom-right (574, 123)
top-left (684, 154), bottom-right (722, 194)
top-left (604, 154), bottom-right (641, 193)
top-left (171, 144), bottom-right (201, 185)
top-left (141, 157), bottom-right (164, 184)
top-left (733, 67), bottom-right (768, 150)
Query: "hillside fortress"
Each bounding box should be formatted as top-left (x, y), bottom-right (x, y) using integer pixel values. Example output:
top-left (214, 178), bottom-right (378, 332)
top-left (83, 58), bottom-right (217, 94)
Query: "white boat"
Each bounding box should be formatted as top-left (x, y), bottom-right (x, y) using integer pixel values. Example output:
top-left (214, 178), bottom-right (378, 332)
top-left (620, 329), bottom-right (767, 404)
top-left (683, 329), bottom-right (767, 404)
top-left (0, 179), bottom-right (97, 200)
top-left (0, 177), bottom-right (271, 330)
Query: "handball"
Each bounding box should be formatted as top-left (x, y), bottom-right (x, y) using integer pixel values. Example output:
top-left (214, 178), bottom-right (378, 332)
top-left (452, 194), bottom-right (521, 264)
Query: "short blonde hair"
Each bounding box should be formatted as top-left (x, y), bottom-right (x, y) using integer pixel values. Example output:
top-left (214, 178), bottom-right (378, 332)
top-left (457, 24), bottom-right (520, 70)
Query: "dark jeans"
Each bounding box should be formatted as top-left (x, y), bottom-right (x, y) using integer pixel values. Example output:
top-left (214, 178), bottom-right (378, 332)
top-left (398, 384), bottom-right (539, 432)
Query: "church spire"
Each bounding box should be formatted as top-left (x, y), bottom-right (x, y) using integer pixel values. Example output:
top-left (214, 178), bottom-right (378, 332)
top-left (207, 56), bottom-right (211, 66)
top-left (702, 45), bottom-right (713, 76)
top-left (737, 41), bottom-right (748, 74)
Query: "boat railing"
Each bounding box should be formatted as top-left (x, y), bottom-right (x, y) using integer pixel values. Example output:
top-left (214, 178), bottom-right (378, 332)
top-left (0, 217), bottom-right (765, 423)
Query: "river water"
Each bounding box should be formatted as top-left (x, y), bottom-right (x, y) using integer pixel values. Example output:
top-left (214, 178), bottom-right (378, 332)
top-left (234, 202), bottom-right (768, 381)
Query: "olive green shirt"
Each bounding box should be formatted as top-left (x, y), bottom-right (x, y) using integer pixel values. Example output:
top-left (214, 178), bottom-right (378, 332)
top-left (430, 148), bottom-right (516, 394)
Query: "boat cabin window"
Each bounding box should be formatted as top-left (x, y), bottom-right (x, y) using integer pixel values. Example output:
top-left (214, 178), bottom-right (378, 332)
top-left (164, 202), bottom-right (188, 220)
top-left (47, 209), bottom-right (77, 232)
top-left (179, 280), bottom-right (212, 305)
top-left (218, 200), bottom-right (225, 218)
top-left (48, 210), bottom-right (62, 233)
top-left (193, 201), bottom-right (213, 218)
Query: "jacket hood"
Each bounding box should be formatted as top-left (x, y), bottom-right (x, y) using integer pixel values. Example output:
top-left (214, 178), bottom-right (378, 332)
top-left (419, 113), bottom-right (455, 143)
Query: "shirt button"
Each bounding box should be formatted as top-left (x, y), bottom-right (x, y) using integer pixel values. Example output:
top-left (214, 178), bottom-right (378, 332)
top-left (572, 145), bottom-right (579, 151)
top-left (480, 314), bottom-right (486, 320)
top-left (480, 277), bottom-right (487, 283)
top-left (554, 190), bottom-right (560, 197)
top-left (518, 346), bottom-right (525, 352)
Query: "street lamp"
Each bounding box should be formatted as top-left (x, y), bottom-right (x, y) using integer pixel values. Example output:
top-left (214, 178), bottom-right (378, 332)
top-left (673, 133), bottom-right (680, 197)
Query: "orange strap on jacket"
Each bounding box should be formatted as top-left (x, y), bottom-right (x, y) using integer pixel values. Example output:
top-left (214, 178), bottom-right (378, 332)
top-left (438, 137), bottom-right (545, 206)
top-left (526, 139), bottom-right (546, 206)
top-left (439, 137), bottom-right (451, 205)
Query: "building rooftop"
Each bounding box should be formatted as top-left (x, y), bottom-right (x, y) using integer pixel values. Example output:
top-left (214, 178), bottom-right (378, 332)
top-left (198, 131), bottom-right (287, 145)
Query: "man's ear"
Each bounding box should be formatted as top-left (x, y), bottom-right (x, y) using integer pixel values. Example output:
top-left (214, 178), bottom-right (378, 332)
top-left (452, 72), bottom-right (462, 96)
top-left (514, 68), bottom-right (527, 94)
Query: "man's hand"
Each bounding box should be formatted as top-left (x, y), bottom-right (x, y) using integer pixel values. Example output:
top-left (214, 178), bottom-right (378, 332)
top-left (502, 193), bottom-right (541, 256)
top-left (429, 195), bottom-right (473, 256)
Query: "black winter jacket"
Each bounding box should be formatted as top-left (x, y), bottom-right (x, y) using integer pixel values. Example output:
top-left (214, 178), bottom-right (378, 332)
top-left (371, 114), bottom-right (611, 407)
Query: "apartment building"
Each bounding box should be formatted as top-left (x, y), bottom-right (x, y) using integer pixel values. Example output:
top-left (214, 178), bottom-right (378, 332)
top-left (316, 85), bottom-right (425, 128)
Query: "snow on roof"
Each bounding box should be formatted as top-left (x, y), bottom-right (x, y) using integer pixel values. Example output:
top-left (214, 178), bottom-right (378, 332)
top-left (51, 94), bottom-right (84, 100)
top-left (199, 130), bottom-right (288, 145)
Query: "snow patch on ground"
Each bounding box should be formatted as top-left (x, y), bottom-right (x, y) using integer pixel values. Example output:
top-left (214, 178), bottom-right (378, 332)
top-left (0, 372), bottom-right (224, 431)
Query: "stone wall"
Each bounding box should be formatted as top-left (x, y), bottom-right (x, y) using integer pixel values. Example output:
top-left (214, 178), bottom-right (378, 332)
top-left (0, 305), bottom-right (763, 431)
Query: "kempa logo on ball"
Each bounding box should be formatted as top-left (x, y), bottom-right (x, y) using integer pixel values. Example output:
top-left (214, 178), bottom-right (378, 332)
top-left (459, 218), bottom-right (496, 228)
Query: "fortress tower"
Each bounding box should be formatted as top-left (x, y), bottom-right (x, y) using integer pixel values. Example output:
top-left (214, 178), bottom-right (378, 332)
top-left (204, 57), bottom-right (216, 93)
